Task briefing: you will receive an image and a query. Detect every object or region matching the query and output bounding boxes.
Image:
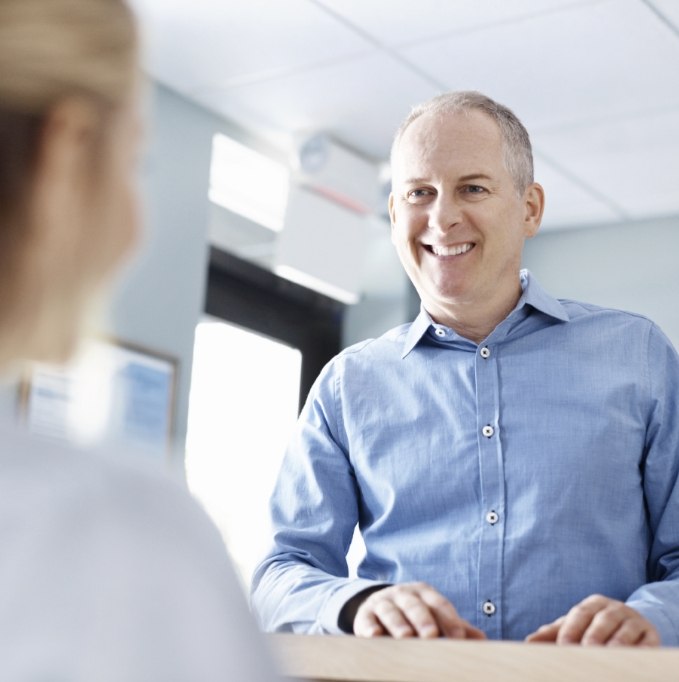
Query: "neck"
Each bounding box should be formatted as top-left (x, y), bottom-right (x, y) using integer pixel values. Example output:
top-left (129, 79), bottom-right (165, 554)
top-left (426, 278), bottom-right (523, 344)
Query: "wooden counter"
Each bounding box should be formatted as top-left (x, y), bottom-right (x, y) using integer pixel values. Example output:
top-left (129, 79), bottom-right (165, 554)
top-left (269, 633), bottom-right (679, 682)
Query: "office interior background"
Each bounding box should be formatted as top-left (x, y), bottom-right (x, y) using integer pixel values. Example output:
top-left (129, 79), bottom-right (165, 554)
top-left (4, 0), bottom-right (679, 590)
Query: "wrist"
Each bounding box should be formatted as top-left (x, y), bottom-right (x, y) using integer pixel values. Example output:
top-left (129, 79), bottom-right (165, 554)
top-left (338, 585), bottom-right (389, 633)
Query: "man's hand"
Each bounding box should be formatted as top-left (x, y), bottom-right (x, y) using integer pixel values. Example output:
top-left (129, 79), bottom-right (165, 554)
top-left (353, 582), bottom-right (486, 640)
top-left (525, 594), bottom-right (660, 646)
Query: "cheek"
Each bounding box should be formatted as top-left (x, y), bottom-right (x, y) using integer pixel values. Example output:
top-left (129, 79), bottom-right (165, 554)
top-left (119, 178), bottom-right (141, 255)
top-left (392, 209), bottom-right (421, 243)
top-left (496, 213), bottom-right (529, 254)
top-left (89, 171), bottom-right (140, 280)
top-left (391, 224), bottom-right (415, 259)
top-left (391, 228), bottom-right (424, 284)
top-left (98, 113), bottom-right (143, 273)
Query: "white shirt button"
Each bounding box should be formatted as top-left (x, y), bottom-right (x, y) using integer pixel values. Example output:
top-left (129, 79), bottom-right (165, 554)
top-left (486, 510), bottom-right (499, 525)
top-left (482, 600), bottom-right (496, 616)
top-left (480, 346), bottom-right (491, 359)
top-left (482, 425), bottom-right (494, 438)
top-left (434, 328), bottom-right (446, 337)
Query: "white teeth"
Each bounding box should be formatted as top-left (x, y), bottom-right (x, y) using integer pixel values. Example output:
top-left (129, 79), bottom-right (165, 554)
top-left (430, 243), bottom-right (473, 256)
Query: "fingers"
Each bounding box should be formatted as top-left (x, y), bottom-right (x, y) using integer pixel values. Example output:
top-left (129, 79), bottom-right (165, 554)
top-left (353, 608), bottom-right (386, 638)
top-left (413, 585), bottom-right (486, 639)
top-left (461, 624), bottom-right (488, 640)
top-left (525, 617), bottom-right (564, 643)
top-left (354, 582), bottom-right (485, 640)
top-left (638, 629), bottom-right (662, 647)
top-left (556, 595), bottom-right (610, 644)
top-left (607, 618), bottom-right (650, 646)
top-left (525, 595), bottom-right (661, 647)
top-left (607, 614), bottom-right (660, 647)
top-left (375, 588), bottom-right (437, 638)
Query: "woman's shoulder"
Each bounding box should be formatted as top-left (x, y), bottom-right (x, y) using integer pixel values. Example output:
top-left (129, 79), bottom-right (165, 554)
top-left (0, 422), bottom-right (278, 681)
top-left (0, 422), bottom-right (190, 516)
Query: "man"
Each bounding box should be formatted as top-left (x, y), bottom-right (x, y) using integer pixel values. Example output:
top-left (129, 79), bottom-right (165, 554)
top-left (251, 91), bottom-right (679, 646)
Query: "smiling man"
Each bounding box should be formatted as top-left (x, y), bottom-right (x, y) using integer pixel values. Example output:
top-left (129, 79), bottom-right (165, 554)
top-left (388, 97), bottom-right (542, 344)
top-left (252, 91), bottom-right (679, 647)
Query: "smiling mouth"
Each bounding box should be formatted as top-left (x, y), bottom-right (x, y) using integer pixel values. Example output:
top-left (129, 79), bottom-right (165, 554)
top-left (425, 242), bottom-right (475, 257)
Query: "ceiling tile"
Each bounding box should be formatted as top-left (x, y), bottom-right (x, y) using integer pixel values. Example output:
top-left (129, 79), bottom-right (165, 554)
top-left (532, 109), bottom-right (679, 220)
top-left (185, 53), bottom-right (437, 160)
top-left (315, 0), bottom-right (600, 48)
top-left (647, 0), bottom-right (679, 30)
top-left (129, 0), bottom-right (679, 234)
top-left (401, 0), bottom-right (679, 131)
top-left (129, 0), bottom-right (373, 89)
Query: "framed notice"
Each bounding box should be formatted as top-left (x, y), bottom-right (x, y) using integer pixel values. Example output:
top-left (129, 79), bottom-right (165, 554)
top-left (20, 337), bottom-right (177, 459)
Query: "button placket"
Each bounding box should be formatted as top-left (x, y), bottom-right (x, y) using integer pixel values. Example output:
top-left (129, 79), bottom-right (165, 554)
top-left (475, 335), bottom-right (504, 638)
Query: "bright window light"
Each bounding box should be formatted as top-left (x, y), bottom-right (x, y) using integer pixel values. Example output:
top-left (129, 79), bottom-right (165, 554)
top-left (185, 317), bottom-right (301, 590)
top-left (209, 133), bottom-right (290, 232)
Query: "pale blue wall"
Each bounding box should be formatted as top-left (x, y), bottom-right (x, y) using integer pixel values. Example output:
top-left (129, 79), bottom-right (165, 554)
top-left (523, 215), bottom-right (679, 347)
top-left (107, 82), bottom-right (218, 463)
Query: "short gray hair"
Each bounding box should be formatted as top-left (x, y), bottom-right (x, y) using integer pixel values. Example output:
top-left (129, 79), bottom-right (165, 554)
top-left (390, 91), bottom-right (534, 193)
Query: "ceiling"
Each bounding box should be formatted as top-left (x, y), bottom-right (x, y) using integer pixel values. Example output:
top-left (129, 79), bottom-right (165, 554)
top-left (129, 0), bottom-right (679, 232)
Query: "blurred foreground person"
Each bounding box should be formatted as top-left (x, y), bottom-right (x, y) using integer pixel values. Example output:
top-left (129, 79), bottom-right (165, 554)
top-left (0, 1), bottom-right (279, 679)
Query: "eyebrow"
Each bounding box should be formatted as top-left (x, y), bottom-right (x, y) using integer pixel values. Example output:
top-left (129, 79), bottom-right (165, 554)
top-left (459, 173), bottom-right (493, 182)
top-left (401, 173), bottom-right (493, 184)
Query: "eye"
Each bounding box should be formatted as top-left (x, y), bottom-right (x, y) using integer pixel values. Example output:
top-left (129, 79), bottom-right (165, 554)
top-left (406, 188), bottom-right (435, 203)
top-left (462, 184), bottom-right (488, 194)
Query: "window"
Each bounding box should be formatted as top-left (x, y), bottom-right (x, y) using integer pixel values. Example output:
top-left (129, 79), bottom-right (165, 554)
top-left (186, 248), bottom-right (344, 589)
top-left (186, 318), bottom-right (301, 588)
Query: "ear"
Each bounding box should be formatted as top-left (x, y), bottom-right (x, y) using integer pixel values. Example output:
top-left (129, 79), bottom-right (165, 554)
top-left (522, 182), bottom-right (545, 239)
top-left (36, 97), bottom-right (100, 190)
top-left (29, 97), bottom-right (101, 245)
top-left (388, 191), bottom-right (397, 244)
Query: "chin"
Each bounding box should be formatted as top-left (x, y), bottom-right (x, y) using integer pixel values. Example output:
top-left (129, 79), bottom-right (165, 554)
top-left (426, 284), bottom-right (468, 305)
top-left (31, 333), bottom-right (80, 367)
top-left (24, 304), bottom-right (85, 367)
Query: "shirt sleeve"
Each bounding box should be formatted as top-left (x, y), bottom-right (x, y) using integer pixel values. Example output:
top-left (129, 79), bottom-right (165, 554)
top-left (625, 322), bottom-right (679, 646)
top-left (250, 359), bottom-right (387, 634)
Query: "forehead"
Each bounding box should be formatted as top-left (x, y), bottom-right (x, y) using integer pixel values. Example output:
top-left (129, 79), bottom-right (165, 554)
top-left (393, 109), bottom-right (505, 181)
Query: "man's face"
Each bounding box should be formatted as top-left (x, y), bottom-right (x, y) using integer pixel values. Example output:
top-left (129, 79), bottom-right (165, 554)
top-left (389, 109), bottom-right (542, 324)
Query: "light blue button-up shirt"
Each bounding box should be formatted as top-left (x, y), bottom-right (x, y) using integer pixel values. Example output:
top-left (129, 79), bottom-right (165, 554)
top-left (252, 271), bottom-right (679, 644)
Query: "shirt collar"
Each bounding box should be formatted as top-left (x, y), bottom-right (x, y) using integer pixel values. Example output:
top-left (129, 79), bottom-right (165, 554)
top-left (401, 269), bottom-right (570, 358)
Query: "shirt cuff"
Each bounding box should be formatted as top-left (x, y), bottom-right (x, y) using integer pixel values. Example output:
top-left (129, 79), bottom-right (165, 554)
top-left (626, 599), bottom-right (679, 646)
top-left (319, 578), bottom-right (391, 635)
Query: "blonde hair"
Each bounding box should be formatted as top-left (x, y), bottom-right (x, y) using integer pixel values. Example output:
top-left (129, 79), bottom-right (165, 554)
top-left (0, 0), bottom-right (137, 220)
top-left (391, 91), bottom-right (534, 193)
top-left (0, 0), bottom-right (136, 113)
top-left (0, 0), bottom-right (137, 362)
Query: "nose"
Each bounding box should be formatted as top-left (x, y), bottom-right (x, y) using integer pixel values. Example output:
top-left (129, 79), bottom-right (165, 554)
top-left (428, 191), bottom-right (462, 234)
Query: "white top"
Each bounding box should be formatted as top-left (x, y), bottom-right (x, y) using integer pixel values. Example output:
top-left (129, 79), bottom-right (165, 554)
top-left (0, 424), bottom-right (279, 682)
